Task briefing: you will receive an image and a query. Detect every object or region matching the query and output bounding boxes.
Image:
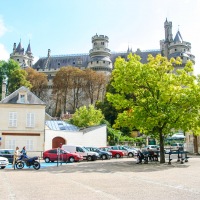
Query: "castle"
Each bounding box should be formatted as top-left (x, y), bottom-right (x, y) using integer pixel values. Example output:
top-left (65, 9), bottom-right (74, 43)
top-left (10, 19), bottom-right (195, 83)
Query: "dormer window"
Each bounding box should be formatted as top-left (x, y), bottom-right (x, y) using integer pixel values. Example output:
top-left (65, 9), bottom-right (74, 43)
top-left (17, 91), bottom-right (28, 104)
top-left (20, 94), bottom-right (25, 103)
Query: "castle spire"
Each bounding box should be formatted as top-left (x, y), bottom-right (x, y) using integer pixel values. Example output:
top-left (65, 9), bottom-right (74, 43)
top-left (26, 40), bottom-right (32, 53)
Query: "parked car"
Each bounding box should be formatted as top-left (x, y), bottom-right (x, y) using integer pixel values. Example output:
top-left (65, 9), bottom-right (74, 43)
top-left (43, 148), bottom-right (83, 163)
top-left (0, 149), bottom-right (14, 163)
top-left (99, 147), bottom-right (125, 158)
top-left (62, 145), bottom-right (99, 161)
top-left (85, 147), bottom-right (112, 160)
top-left (110, 146), bottom-right (128, 156)
top-left (0, 156), bottom-right (9, 169)
top-left (171, 133), bottom-right (185, 139)
top-left (110, 145), bottom-right (137, 157)
top-left (170, 143), bottom-right (184, 151)
top-left (142, 145), bottom-right (160, 151)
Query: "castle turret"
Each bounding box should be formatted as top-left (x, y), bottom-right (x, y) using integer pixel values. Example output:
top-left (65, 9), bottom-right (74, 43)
top-left (10, 40), bottom-right (34, 68)
top-left (160, 19), bottom-right (195, 68)
top-left (88, 34), bottom-right (113, 74)
top-left (168, 29), bottom-right (195, 67)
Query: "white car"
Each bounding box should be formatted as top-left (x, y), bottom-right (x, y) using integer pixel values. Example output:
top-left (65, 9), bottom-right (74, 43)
top-left (171, 133), bottom-right (185, 139)
top-left (0, 156), bottom-right (9, 169)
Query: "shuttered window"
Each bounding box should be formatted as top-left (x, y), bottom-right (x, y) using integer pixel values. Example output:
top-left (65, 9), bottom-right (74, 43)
top-left (26, 113), bottom-right (35, 127)
top-left (9, 112), bottom-right (17, 127)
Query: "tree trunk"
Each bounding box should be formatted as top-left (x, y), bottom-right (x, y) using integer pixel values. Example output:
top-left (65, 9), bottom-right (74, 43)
top-left (193, 135), bottom-right (198, 154)
top-left (159, 131), bottom-right (165, 163)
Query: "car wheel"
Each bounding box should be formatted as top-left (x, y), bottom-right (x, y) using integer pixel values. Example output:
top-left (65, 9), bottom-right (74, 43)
top-left (44, 157), bottom-right (50, 163)
top-left (115, 153), bottom-right (121, 158)
top-left (128, 152), bottom-right (134, 157)
top-left (102, 154), bottom-right (107, 160)
top-left (68, 157), bottom-right (75, 163)
top-left (87, 155), bottom-right (92, 161)
top-left (1, 166), bottom-right (6, 169)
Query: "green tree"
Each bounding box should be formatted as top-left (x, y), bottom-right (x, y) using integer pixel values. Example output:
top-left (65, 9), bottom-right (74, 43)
top-left (107, 54), bottom-right (200, 163)
top-left (71, 105), bottom-right (104, 128)
top-left (0, 59), bottom-right (21, 95)
top-left (8, 68), bottom-right (32, 93)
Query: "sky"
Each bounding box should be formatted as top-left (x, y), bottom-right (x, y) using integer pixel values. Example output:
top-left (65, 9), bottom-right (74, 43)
top-left (0, 0), bottom-right (199, 74)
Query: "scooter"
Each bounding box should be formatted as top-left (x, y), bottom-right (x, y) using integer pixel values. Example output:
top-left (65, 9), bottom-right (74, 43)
top-left (15, 156), bottom-right (40, 170)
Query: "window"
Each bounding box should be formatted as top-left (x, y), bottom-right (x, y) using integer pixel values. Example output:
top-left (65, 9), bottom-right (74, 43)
top-left (20, 94), bottom-right (25, 103)
top-left (49, 149), bottom-right (57, 154)
top-left (9, 112), bottom-right (17, 127)
top-left (26, 113), bottom-right (35, 127)
top-left (76, 147), bottom-right (84, 152)
top-left (97, 61), bottom-right (99, 64)
top-left (101, 42), bottom-right (104, 45)
top-left (26, 140), bottom-right (33, 150)
top-left (175, 49), bottom-right (177, 51)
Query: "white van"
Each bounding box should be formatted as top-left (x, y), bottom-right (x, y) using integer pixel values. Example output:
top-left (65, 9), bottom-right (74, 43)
top-left (62, 145), bottom-right (99, 161)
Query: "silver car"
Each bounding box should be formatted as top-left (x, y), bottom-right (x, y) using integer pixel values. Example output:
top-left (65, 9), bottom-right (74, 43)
top-left (0, 156), bottom-right (9, 169)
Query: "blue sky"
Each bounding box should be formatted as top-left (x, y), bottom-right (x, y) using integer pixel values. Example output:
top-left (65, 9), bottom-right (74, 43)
top-left (0, 0), bottom-right (199, 74)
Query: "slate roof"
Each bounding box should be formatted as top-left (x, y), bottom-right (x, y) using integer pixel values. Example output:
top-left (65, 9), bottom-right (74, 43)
top-left (26, 42), bottom-right (32, 53)
top-left (0, 86), bottom-right (46, 105)
top-left (46, 120), bottom-right (79, 131)
top-left (174, 31), bottom-right (183, 43)
top-left (33, 50), bottom-right (161, 70)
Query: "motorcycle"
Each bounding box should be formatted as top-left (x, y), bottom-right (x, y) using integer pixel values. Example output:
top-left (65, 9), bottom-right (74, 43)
top-left (15, 156), bottom-right (40, 170)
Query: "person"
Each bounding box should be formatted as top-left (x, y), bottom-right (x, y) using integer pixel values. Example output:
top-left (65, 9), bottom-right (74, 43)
top-left (147, 148), bottom-right (154, 161)
top-left (136, 150), bottom-right (144, 164)
top-left (12, 146), bottom-right (20, 167)
top-left (20, 146), bottom-right (28, 160)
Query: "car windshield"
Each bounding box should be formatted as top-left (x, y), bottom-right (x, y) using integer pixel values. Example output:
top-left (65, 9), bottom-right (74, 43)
top-left (82, 147), bottom-right (89, 152)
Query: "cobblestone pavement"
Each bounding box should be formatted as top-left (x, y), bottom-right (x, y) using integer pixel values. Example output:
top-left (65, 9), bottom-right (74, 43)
top-left (1, 156), bottom-right (200, 200)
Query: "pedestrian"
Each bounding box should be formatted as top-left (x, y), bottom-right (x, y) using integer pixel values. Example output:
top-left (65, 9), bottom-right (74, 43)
top-left (12, 146), bottom-right (20, 167)
top-left (136, 150), bottom-right (144, 164)
top-left (20, 146), bottom-right (28, 159)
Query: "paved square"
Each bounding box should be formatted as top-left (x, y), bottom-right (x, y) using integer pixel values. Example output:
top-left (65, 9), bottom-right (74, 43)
top-left (1, 157), bottom-right (200, 200)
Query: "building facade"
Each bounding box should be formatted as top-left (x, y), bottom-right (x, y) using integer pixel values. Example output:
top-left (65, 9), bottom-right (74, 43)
top-left (0, 86), bottom-right (46, 152)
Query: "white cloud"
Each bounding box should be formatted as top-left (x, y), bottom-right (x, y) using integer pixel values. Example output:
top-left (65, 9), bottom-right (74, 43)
top-left (0, 44), bottom-right (9, 61)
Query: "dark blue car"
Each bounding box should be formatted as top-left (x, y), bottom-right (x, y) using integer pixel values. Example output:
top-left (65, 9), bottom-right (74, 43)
top-left (85, 147), bottom-right (112, 160)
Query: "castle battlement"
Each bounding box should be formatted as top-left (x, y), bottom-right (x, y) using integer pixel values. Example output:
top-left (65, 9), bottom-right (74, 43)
top-left (92, 35), bottom-right (109, 41)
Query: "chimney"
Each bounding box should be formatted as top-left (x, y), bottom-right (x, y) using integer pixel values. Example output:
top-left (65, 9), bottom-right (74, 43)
top-left (1, 79), bottom-right (6, 100)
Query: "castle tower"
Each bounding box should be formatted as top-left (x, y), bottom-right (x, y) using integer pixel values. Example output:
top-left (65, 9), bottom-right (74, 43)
top-left (168, 29), bottom-right (195, 68)
top-left (88, 34), bottom-right (113, 74)
top-left (10, 40), bottom-right (34, 68)
top-left (160, 19), bottom-right (195, 68)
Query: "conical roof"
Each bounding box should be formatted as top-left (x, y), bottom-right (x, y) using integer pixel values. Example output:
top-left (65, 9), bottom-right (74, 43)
top-left (16, 40), bottom-right (24, 53)
top-left (26, 42), bottom-right (32, 53)
top-left (174, 31), bottom-right (183, 43)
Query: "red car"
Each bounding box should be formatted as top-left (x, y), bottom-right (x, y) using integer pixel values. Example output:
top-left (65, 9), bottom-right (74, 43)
top-left (99, 147), bottom-right (125, 158)
top-left (43, 148), bottom-right (83, 163)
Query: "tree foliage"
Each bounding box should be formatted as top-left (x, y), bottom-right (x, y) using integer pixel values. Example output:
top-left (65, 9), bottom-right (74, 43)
top-left (107, 54), bottom-right (200, 163)
top-left (83, 69), bottom-right (107, 104)
top-left (26, 67), bottom-right (48, 99)
top-left (0, 59), bottom-right (21, 96)
top-left (52, 67), bottom-right (108, 116)
top-left (8, 68), bottom-right (32, 93)
top-left (71, 105), bottom-right (104, 128)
